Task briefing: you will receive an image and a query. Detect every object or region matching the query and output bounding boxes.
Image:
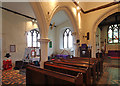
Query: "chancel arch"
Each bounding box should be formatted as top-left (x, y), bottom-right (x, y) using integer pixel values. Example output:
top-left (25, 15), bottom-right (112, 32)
top-left (93, 7), bottom-right (119, 58)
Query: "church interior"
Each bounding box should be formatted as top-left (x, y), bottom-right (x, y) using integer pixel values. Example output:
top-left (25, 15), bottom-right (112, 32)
top-left (0, 1), bottom-right (120, 85)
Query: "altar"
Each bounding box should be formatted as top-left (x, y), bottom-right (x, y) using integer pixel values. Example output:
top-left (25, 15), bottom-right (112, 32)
top-left (23, 57), bottom-right (40, 62)
top-left (23, 57), bottom-right (40, 63)
top-left (23, 47), bottom-right (41, 63)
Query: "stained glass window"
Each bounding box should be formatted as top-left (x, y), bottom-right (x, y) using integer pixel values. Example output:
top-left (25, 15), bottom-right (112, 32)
top-left (108, 24), bottom-right (120, 43)
top-left (108, 28), bottom-right (112, 43)
top-left (63, 28), bottom-right (73, 48)
top-left (27, 29), bottom-right (40, 47)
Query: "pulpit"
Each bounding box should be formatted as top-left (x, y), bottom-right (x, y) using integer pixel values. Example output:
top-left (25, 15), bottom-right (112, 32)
top-left (80, 44), bottom-right (91, 58)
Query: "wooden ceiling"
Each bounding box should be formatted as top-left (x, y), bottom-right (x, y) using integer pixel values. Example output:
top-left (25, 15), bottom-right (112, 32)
top-left (98, 12), bottom-right (120, 30)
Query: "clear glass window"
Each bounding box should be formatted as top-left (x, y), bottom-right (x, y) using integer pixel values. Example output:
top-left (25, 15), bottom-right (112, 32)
top-left (63, 28), bottom-right (73, 48)
top-left (27, 29), bottom-right (40, 47)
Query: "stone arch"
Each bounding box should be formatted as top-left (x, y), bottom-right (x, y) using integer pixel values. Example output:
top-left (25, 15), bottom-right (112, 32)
top-left (47, 5), bottom-right (79, 57)
top-left (48, 5), bottom-right (79, 38)
top-left (92, 7), bottom-right (119, 57)
top-left (30, 2), bottom-right (49, 38)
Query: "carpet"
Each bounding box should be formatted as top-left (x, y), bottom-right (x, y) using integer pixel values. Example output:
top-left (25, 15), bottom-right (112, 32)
top-left (2, 69), bottom-right (26, 85)
top-left (1, 59), bottom-right (120, 85)
top-left (0, 70), bottom-right (2, 86)
top-left (110, 57), bottom-right (120, 59)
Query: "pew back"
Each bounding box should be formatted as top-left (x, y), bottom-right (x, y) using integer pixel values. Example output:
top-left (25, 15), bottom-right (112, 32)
top-left (44, 61), bottom-right (91, 85)
top-left (26, 65), bottom-right (83, 86)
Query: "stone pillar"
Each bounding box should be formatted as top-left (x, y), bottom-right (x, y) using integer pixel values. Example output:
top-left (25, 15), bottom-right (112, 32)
top-left (74, 43), bottom-right (80, 57)
top-left (91, 32), bottom-right (96, 58)
top-left (72, 32), bottom-right (80, 57)
top-left (39, 38), bottom-right (50, 68)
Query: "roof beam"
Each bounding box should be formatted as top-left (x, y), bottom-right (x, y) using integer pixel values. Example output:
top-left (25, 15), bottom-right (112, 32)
top-left (72, 1), bottom-right (120, 14)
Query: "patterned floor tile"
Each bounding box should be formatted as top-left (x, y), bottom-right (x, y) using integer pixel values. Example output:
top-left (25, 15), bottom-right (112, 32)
top-left (2, 69), bottom-right (26, 85)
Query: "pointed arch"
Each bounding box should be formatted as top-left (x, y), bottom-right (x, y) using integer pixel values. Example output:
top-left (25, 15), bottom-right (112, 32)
top-left (92, 7), bottom-right (119, 57)
top-left (30, 2), bottom-right (49, 38)
top-left (48, 5), bottom-right (79, 37)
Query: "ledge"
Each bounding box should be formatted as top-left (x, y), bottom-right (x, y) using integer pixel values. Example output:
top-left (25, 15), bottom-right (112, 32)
top-left (38, 38), bottom-right (50, 43)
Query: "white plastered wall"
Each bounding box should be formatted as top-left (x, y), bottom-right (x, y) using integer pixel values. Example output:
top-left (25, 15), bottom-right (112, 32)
top-left (55, 20), bottom-right (74, 55)
top-left (48, 26), bottom-right (56, 56)
top-left (96, 27), bottom-right (101, 52)
top-left (48, 20), bottom-right (75, 56)
top-left (2, 10), bottom-right (38, 65)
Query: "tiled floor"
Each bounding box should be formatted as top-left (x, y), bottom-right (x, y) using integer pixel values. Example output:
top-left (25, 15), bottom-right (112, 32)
top-left (98, 58), bottom-right (120, 85)
top-left (1, 58), bottom-right (120, 85)
top-left (2, 69), bottom-right (26, 85)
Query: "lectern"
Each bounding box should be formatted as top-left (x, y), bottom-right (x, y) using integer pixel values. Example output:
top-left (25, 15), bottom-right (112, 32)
top-left (80, 44), bottom-right (91, 58)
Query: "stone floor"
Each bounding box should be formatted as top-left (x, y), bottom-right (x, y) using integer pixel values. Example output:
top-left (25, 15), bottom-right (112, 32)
top-left (97, 58), bottom-right (120, 85)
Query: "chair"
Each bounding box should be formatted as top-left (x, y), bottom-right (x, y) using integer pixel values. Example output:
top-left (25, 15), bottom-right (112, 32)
top-left (15, 61), bottom-right (23, 69)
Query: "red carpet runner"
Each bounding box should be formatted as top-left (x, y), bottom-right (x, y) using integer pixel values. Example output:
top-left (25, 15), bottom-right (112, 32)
top-left (110, 57), bottom-right (120, 59)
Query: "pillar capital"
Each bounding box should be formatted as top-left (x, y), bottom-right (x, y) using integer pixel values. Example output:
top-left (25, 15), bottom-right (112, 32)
top-left (72, 32), bottom-right (76, 36)
top-left (38, 38), bottom-right (50, 43)
top-left (74, 43), bottom-right (78, 46)
top-left (38, 38), bottom-right (50, 68)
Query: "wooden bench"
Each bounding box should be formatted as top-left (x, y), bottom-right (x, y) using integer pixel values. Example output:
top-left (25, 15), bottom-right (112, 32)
top-left (64, 57), bottom-right (102, 77)
top-left (26, 65), bottom-right (83, 86)
top-left (60, 58), bottom-right (99, 79)
top-left (44, 61), bottom-right (91, 86)
top-left (52, 60), bottom-right (97, 84)
top-left (71, 57), bottom-right (103, 76)
top-left (90, 58), bottom-right (103, 75)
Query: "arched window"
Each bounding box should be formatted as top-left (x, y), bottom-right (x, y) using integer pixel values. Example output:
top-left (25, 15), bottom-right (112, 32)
top-left (27, 29), bottom-right (40, 47)
top-left (108, 24), bottom-right (120, 43)
top-left (63, 28), bottom-right (73, 48)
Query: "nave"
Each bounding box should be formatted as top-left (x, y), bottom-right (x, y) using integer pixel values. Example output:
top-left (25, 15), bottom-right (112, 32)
top-left (0, 1), bottom-right (120, 86)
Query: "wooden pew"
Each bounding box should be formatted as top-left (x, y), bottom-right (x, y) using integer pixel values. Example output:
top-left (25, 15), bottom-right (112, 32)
top-left (44, 61), bottom-right (91, 86)
top-left (71, 57), bottom-right (103, 76)
top-left (26, 65), bottom-right (83, 86)
top-left (60, 58), bottom-right (99, 79)
top-left (52, 60), bottom-right (97, 84)
top-left (61, 58), bottom-right (100, 78)
top-left (89, 58), bottom-right (103, 75)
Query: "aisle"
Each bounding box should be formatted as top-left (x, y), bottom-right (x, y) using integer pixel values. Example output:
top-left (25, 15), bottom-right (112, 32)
top-left (98, 58), bottom-right (120, 85)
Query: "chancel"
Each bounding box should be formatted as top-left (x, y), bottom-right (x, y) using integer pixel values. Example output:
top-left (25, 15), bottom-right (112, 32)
top-left (0, 1), bottom-right (120, 86)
